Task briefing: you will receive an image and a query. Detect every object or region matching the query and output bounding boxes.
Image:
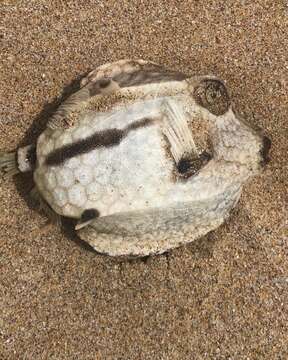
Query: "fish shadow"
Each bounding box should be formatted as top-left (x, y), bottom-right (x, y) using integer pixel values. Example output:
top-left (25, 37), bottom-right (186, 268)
top-left (13, 72), bottom-right (95, 253)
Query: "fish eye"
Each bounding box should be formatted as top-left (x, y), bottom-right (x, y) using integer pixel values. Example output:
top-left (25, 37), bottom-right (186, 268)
top-left (193, 79), bottom-right (231, 116)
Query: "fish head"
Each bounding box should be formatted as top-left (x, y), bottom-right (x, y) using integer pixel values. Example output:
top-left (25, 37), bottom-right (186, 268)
top-left (186, 76), bottom-right (271, 179)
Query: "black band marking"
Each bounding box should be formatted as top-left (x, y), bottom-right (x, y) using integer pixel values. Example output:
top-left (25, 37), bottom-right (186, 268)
top-left (45, 118), bottom-right (155, 167)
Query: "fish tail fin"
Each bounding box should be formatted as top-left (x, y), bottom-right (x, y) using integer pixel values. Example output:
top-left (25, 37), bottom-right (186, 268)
top-left (0, 151), bottom-right (19, 178)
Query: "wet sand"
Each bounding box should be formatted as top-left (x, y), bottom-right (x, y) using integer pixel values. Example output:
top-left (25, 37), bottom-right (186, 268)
top-left (0, 1), bottom-right (287, 359)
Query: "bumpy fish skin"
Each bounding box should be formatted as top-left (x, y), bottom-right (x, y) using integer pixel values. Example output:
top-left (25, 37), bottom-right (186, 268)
top-left (34, 96), bottom-right (180, 219)
top-left (30, 59), bottom-right (267, 256)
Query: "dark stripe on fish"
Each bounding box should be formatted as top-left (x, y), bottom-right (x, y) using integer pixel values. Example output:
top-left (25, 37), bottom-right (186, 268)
top-left (45, 118), bottom-right (155, 167)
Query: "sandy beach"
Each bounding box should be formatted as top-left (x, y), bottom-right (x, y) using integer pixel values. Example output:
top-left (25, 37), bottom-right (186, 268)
top-left (0, 1), bottom-right (287, 359)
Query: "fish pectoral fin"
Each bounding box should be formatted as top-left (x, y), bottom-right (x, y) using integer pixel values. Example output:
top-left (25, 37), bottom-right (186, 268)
top-left (161, 98), bottom-right (199, 164)
top-left (47, 86), bottom-right (92, 130)
top-left (47, 78), bottom-right (121, 130)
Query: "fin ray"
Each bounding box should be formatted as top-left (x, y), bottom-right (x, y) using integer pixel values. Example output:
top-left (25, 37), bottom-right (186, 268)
top-left (161, 99), bottom-right (199, 163)
top-left (0, 151), bottom-right (19, 178)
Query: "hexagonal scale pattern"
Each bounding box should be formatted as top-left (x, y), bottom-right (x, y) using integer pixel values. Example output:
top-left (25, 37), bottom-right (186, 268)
top-left (34, 99), bottom-right (183, 219)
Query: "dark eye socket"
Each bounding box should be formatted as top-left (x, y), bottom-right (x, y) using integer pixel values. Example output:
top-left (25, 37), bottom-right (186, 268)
top-left (207, 83), bottom-right (222, 101)
top-left (193, 79), bottom-right (230, 116)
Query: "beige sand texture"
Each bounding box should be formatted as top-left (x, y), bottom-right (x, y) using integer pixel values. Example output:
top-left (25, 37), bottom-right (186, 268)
top-left (0, 1), bottom-right (287, 359)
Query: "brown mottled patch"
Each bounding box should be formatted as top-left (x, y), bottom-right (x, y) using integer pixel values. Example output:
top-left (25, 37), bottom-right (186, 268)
top-left (85, 62), bottom-right (188, 100)
top-left (88, 79), bottom-right (111, 96)
top-left (113, 69), bottom-right (188, 88)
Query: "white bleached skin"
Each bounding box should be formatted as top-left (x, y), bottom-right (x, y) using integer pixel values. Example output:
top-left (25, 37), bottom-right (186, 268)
top-left (34, 99), bottom-right (263, 221)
